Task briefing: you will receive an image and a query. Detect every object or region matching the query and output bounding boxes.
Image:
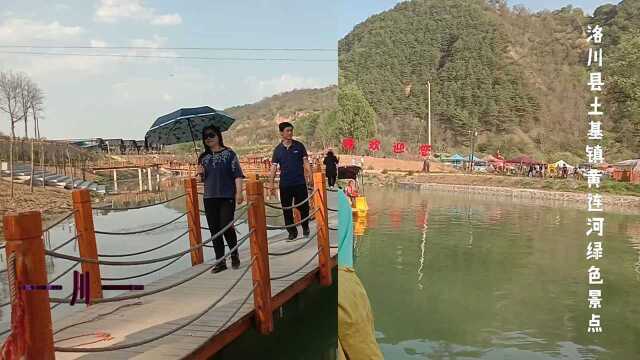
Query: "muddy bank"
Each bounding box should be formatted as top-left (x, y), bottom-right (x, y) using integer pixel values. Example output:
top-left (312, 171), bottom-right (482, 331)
top-left (0, 181), bottom-right (78, 238)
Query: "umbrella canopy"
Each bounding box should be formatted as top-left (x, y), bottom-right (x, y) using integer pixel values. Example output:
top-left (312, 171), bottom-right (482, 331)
top-left (145, 106), bottom-right (235, 146)
top-left (450, 154), bottom-right (464, 161)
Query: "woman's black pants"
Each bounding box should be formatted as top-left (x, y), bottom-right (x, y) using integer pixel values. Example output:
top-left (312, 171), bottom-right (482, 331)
top-left (327, 171), bottom-right (337, 187)
top-left (203, 198), bottom-right (238, 260)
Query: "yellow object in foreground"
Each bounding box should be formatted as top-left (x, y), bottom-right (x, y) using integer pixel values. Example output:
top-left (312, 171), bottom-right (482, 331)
top-left (338, 267), bottom-right (383, 360)
top-left (353, 196), bottom-right (369, 212)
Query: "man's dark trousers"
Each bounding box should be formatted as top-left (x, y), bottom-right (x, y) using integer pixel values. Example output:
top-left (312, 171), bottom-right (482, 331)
top-left (279, 184), bottom-right (310, 237)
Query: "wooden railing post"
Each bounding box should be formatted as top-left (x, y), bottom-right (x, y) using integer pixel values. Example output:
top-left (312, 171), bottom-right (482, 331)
top-left (313, 170), bottom-right (332, 287)
top-left (72, 189), bottom-right (103, 303)
top-left (3, 211), bottom-right (55, 359)
top-left (184, 177), bottom-right (204, 266)
top-left (246, 179), bottom-right (274, 335)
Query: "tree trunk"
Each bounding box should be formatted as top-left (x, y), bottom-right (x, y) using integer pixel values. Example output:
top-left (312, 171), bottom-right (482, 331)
top-left (30, 139), bottom-right (35, 192)
top-left (41, 141), bottom-right (45, 188)
top-left (33, 111), bottom-right (39, 140)
top-left (9, 130), bottom-right (14, 199)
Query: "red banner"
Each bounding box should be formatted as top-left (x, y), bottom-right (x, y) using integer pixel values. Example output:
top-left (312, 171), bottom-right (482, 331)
top-left (392, 142), bottom-right (406, 154)
top-left (368, 139), bottom-right (381, 152)
top-left (342, 137), bottom-right (355, 151)
top-left (419, 144), bottom-right (432, 157)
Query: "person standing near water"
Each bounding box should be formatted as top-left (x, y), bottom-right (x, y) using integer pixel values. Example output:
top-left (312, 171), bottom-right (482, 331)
top-left (269, 122), bottom-right (312, 241)
top-left (197, 126), bottom-right (245, 274)
top-left (323, 150), bottom-right (339, 188)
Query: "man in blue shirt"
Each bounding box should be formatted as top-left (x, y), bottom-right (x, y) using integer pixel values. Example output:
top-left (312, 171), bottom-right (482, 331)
top-left (269, 122), bottom-right (312, 241)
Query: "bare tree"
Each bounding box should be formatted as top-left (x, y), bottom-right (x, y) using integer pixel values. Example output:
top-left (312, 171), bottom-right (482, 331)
top-left (28, 84), bottom-right (44, 140)
top-left (0, 71), bottom-right (27, 198)
top-left (17, 73), bottom-right (32, 139)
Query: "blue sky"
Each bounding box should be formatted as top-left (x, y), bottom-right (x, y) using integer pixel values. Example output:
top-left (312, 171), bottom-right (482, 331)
top-left (0, 0), bottom-right (615, 139)
top-left (0, 0), bottom-right (339, 139)
top-left (339, 0), bottom-right (615, 36)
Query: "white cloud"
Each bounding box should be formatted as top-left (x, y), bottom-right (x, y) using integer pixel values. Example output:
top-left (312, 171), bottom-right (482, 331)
top-left (95, 0), bottom-right (182, 26)
top-left (0, 18), bottom-right (83, 42)
top-left (150, 14), bottom-right (182, 26)
top-left (129, 35), bottom-right (167, 48)
top-left (162, 93), bottom-right (172, 102)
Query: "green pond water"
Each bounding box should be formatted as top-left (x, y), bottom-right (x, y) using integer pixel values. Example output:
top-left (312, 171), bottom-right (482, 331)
top-left (354, 187), bottom-right (640, 359)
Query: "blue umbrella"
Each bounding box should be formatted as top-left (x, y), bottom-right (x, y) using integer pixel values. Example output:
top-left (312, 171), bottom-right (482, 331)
top-left (145, 106), bottom-right (235, 147)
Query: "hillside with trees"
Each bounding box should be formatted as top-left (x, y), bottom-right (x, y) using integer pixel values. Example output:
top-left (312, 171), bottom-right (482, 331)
top-left (225, 0), bottom-right (639, 162)
top-left (335, 0), bottom-right (639, 161)
top-left (224, 86), bottom-right (336, 153)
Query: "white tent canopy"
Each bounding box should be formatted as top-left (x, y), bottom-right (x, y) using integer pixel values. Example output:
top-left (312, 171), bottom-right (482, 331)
top-left (553, 160), bottom-right (574, 169)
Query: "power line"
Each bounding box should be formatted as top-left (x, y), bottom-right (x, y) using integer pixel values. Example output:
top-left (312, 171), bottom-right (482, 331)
top-left (0, 50), bottom-right (336, 62)
top-left (0, 45), bottom-right (336, 52)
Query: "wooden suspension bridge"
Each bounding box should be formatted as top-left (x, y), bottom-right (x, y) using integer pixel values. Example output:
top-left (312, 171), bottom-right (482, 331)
top-left (0, 168), bottom-right (338, 359)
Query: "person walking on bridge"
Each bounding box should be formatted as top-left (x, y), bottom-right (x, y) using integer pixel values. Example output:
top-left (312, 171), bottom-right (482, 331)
top-left (269, 122), bottom-right (312, 241)
top-left (323, 150), bottom-right (339, 188)
top-left (197, 126), bottom-right (245, 274)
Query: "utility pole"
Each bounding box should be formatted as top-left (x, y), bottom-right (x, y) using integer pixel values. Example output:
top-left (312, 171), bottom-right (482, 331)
top-left (470, 129), bottom-right (477, 174)
top-left (427, 81), bottom-right (431, 148)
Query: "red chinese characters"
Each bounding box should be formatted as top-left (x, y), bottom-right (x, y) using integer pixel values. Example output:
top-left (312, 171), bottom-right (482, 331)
top-left (392, 142), bottom-right (406, 154)
top-left (419, 144), bottom-right (432, 157)
top-left (368, 139), bottom-right (381, 152)
top-left (342, 137), bottom-right (355, 151)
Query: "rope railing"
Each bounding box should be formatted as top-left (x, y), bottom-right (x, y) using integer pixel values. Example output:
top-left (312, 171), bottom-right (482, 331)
top-left (48, 261), bottom-right (80, 286)
top-left (101, 254), bottom-right (185, 281)
top-left (91, 193), bottom-right (187, 211)
top-left (50, 235), bottom-right (78, 253)
top-left (266, 207), bottom-right (319, 231)
top-left (43, 211), bottom-right (75, 233)
top-left (212, 285), bottom-right (257, 336)
top-left (50, 293), bottom-right (72, 311)
top-left (94, 212), bottom-right (187, 236)
top-left (97, 230), bottom-right (189, 258)
top-left (54, 259), bottom-right (256, 352)
top-left (0, 253), bottom-right (18, 336)
top-left (268, 231), bottom-right (318, 256)
top-left (329, 226), bottom-right (338, 231)
top-left (49, 230), bottom-right (253, 304)
top-left (45, 214), bottom-right (248, 267)
top-left (0, 250), bottom-right (79, 309)
top-left (0, 235), bottom-right (77, 274)
top-left (270, 250), bottom-right (319, 281)
top-left (265, 188), bottom-right (317, 211)
top-left (328, 207), bottom-right (338, 212)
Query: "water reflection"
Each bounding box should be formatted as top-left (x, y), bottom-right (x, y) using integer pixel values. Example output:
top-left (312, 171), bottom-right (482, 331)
top-left (355, 187), bottom-right (640, 360)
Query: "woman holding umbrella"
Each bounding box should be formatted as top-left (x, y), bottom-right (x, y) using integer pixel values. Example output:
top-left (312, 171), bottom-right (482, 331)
top-left (197, 125), bottom-right (245, 273)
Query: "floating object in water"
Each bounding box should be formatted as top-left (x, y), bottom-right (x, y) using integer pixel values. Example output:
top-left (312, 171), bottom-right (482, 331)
top-left (352, 196), bottom-right (368, 213)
